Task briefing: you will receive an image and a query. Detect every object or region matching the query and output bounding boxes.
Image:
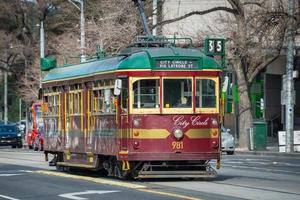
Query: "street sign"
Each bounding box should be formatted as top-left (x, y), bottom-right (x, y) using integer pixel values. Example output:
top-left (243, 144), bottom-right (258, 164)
top-left (59, 190), bottom-right (120, 200)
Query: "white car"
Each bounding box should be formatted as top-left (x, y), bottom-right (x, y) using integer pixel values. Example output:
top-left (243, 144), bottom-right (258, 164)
top-left (221, 126), bottom-right (235, 155)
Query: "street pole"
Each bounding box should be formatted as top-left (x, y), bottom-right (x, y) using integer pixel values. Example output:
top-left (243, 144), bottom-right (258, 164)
top-left (40, 21), bottom-right (45, 59)
top-left (40, 20), bottom-right (44, 88)
top-left (4, 68), bottom-right (7, 125)
top-left (19, 98), bottom-right (22, 122)
top-left (285, 0), bottom-right (295, 153)
top-left (68, 0), bottom-right (86, 62)
top-left (152, 0), bottom-right (157, 36)
top-left (80, 0), bottom-right (86, 62)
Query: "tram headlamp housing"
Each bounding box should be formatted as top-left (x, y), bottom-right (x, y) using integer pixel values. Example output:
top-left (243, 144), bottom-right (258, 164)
top-left (212, 118), bottom-right (218, 126)
top-left (133, 119), bottom-right (140, 127)
top-left (173, 129), bottom-right (183, 140)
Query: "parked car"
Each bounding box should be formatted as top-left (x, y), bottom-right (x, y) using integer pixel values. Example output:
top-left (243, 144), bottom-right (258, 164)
top-left (221, 126), bottom-right (235, 155)
top-left (0, 124), bottom-right (23, 148)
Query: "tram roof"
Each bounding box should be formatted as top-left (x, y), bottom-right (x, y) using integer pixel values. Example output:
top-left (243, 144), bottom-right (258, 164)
top-left (42, 47), bottom-right (222, 83)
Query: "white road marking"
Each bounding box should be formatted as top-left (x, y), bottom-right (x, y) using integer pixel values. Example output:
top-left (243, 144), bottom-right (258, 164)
top-left (0, 174), bottom-right (22, 177)
top-left (18, 170), bottom-right (33, 173)
top-left (0, 194), bottom-right (20, 200)
top-left (59, 190), bottom-right (120, 200)
top-left (222, 164), bottom-right (300, 174)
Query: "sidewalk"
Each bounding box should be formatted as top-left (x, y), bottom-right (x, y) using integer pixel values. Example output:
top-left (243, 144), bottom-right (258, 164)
top-left (235, 147), bottom-right (300, 157)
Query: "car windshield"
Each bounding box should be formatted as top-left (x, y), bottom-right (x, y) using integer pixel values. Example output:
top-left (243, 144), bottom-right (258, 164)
top-left (0, 126), bottom-right (17, 134)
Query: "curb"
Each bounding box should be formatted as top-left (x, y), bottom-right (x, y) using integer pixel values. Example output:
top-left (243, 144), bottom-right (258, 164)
top-left (235, 150), bottom-right (300, 158)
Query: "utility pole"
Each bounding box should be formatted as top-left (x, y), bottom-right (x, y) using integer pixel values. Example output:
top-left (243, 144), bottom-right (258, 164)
top-left (39, 20), bottom-right (44, 88)
top-left (152, 0), bottom-right (157, 36)
top-left (4, 62), bottom-right (7, 125)
top-left (80, 0), bottom-right (86, 62)
top-left (68, 0), bottom-right (86, 62)
top-left (40, 21), bottom-right (45, 59)
top-left (19, 99), bottom-right (22, 122)
top-left (285, 0), bottom-right (296, 153)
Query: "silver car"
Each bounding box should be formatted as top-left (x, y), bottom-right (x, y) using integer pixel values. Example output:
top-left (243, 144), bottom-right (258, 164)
top-left (221, 126), bottom-right (235, 155)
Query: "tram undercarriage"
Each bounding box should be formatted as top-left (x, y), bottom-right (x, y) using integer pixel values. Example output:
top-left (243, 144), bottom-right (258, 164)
top-left (45, 152), bottom-right (217, 179)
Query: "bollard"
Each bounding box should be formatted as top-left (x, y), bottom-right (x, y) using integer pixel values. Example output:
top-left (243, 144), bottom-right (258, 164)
top-left (248, 127), bottom-right (254, 151)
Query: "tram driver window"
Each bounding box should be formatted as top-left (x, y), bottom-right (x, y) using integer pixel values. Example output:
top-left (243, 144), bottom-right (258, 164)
top-left (164, 79), bottom-right (192, 108)
top-left (196, 79), bottom-right (216, 108)
top-left (133, 79), bottom-right (160, 108)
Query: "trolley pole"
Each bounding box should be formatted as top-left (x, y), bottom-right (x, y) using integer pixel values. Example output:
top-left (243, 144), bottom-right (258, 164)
top-left (284, 0), bottom-right (296, 153)
top-left (134, 0), bottom-right (152, 36)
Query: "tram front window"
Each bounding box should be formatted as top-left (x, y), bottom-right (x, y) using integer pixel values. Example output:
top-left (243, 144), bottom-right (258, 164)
top-left (133, 79), bottom-right (160, 108)
top-left (196, 79), bottom-right (216, 108)
top-left (163, 79), bottom-right (192, 108)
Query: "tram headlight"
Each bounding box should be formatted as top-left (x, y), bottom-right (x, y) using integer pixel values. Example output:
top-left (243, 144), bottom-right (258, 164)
top-left (133, 119), bottom-right (140, 127)
top-left (212, 118), bottom-right (218, 126)
top-left (173, 129), bottom-right (183, 140)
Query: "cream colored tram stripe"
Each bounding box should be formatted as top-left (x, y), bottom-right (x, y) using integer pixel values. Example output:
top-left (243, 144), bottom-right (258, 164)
top-left (35, 170), bottom-right (202, 200)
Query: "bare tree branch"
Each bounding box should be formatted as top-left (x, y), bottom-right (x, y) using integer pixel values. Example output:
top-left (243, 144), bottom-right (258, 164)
top-left (154, 6), bottom-right (238, 28)
top-left (242, 0), bottom-right (263, 7)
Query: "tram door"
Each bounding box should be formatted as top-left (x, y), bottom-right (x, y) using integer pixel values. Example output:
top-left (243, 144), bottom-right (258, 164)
top-left (64, 92), bottom-right (70, 150)
top-left (118, 79), bottom-right (129, 151)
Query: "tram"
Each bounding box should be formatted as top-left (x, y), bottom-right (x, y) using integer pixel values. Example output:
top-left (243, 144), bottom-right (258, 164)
top-left (42, 0), bottom-right (223, 179)
top-left (42, 36), bottom-right (223, 178)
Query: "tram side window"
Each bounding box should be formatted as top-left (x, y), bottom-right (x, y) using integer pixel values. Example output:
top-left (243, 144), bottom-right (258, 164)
top-left (92, 89), bottom-right (115, 113)
top-left (196, 79), bottom-right (216, 108)
top-left (69, 92), bottom-right (82, 114)
top-left (47, 95), bottom-right (59, 115)
top-left (133, 79), bottom-right (160, 109)
top-left (164, 79), bottom-right (192, 108)
top-left (92, 90), bottom-right (104, 113)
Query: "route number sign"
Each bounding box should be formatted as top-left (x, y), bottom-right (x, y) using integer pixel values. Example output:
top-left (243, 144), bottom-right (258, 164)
top-left (204, 38), bottom-right (225, 56)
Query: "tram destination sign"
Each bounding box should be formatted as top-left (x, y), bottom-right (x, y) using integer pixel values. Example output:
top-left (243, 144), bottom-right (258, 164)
top-left (155, 60), bottom-right (198, 70)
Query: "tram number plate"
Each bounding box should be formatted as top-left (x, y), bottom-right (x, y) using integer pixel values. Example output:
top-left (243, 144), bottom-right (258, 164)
top-left (172, 141), bottom-right (184, 150)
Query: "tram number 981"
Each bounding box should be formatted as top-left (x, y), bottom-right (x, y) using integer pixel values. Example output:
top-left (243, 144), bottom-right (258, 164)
top-left (172, 141), bottom-right (184, 150)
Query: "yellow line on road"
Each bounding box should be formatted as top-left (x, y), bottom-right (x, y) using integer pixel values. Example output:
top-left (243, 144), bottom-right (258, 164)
top-left (34, 170), bottom-right (203, 200)
top-left (138, 188), bottom-right (203, 200)
top-left (35, 170), bottom-right (145, 189)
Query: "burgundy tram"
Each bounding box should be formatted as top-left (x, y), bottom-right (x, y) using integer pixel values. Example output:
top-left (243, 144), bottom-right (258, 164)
top-left (42, 38), bottom-right (223, 179)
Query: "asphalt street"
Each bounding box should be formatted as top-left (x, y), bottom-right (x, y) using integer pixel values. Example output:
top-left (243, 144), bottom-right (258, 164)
top-left (0, 148), bottom-right (299, 200)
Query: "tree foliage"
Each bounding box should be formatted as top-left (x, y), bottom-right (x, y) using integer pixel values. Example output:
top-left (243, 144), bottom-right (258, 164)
top-left (0, 0), bottom-right (139, 107)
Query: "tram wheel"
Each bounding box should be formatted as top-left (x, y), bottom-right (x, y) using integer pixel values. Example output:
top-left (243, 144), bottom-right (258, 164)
top-left (114, 161), bottom-right (130, 180)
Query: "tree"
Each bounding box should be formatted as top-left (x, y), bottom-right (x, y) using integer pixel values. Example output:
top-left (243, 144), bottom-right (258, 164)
top-left (0, 0), bottom-right (139, 107)
top-left (156, 0), bottom-right (290, 148)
